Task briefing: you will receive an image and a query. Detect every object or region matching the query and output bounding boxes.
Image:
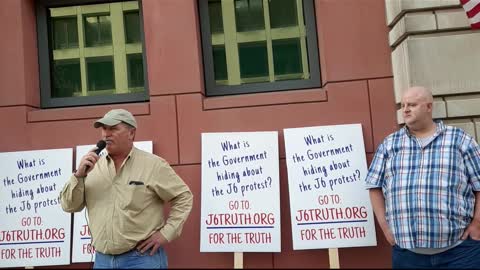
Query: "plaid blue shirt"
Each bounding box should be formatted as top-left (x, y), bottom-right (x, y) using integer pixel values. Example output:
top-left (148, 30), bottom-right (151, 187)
top-left (365, 121), bottom-right (480, 249)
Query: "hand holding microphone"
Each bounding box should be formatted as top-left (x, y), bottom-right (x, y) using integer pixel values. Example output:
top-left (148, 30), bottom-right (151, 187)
top-left (74, 140), bottom-right (106, 178)
top-left (92, 140), bottom-right (107, 155)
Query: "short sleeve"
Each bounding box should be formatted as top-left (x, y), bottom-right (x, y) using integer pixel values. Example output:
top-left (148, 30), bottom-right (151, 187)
top-left (365, 142), bottom-right (387, 189)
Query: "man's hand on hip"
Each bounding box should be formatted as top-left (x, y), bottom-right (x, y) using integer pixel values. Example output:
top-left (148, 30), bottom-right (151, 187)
top-left (462, 219), bottom-right (480, 240)
top-left (136, 231), bottom-right (168, 256)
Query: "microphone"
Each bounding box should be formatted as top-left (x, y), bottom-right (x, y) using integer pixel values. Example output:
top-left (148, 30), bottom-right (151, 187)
top-left (94, 140), bottom-right (107, 155)
top-left (85, 140), bottom-right (107, 173)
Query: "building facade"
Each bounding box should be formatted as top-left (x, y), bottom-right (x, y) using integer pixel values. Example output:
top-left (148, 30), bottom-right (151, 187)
top-left (387, 0), bottom-right (480, 139)
top-left (0, 0), bottom-right (439, 268)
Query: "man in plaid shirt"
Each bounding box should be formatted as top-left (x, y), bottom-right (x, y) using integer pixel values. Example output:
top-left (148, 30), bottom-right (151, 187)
top-left (365, 86), bottom-right (480, 268)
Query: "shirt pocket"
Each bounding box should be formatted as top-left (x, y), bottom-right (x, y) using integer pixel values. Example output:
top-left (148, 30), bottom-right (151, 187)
top-left (120, 184), bottom-right (152, 212)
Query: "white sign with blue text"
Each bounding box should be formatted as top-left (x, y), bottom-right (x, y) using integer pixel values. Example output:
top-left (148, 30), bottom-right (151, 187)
top-left (200, 132), bottom-right (280, 252)
top-left (0, 148), bottom-right (72, 268)
top-left (284, 124), bottom-right (376, 250)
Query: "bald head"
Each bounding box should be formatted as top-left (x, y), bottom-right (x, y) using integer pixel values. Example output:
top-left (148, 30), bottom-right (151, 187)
top-left (402, 86), bottom-right (433, 103)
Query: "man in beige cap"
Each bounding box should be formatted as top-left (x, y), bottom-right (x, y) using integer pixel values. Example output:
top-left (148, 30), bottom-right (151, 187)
top-left (60, 108), bottom-right (193, 269)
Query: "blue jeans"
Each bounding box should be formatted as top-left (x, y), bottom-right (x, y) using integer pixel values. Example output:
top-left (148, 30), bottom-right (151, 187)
top-left (93, 247), bottom-right (168, 269)
top-left (392, 237), bottom-right (480, 269)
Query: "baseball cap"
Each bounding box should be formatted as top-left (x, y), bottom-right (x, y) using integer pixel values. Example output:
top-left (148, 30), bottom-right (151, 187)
top-left (94, 109), bottom-right (137, 128)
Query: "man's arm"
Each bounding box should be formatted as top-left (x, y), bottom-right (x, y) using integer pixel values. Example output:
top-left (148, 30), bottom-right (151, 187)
top-left (460, 134), bottom-right (480, 240)
top-left (59, 148), bottom-right (100, 212)
top-left (158, 189), bottom-right (193, 241)
top-left (369, 188), bottom-right (395, 245)
top-left (137, 190), bottom-right (193, 255)
top-left (138, 159), bottom-right (193, 255)
top-left (59, 175), bottom-right (86, 212)
top-left (365, 141), bottom-right (395, 245)
top-left (461, 191), bottom-right (480, 240)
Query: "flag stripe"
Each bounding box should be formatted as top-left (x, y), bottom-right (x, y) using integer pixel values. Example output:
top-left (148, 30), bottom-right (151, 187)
top-left (464, 0), bottom-right (480, 12)
top-left (466, 0), bottom-right (480, 17)
top-left (461, 0), bottom-right (480, 29)
top-left (472, 11), bottom-right (480, 23)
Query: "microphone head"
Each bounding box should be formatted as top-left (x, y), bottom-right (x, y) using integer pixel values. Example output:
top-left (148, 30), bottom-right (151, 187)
top-left (94, 140), bottom-right (107, 155)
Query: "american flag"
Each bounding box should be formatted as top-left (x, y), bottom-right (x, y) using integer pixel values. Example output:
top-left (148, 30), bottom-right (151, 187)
top-left (460, 0), bottom-right (480, 29)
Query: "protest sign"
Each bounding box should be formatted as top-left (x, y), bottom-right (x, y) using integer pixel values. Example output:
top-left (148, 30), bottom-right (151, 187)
top-left (0, 148), bottom-right (72, 267)
top-left (284, 124), bottom-right (376, 250)
top-left (200, 132), bottom-right (280, 252)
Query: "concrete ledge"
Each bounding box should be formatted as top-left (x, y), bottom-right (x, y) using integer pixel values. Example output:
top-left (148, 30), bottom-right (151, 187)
top-left (436, 8), bottom-right (470, 29)
top-left (392, 42), bottom-right (409, 103)
top-left (386, 0), bottom-right (460, 26)
top-left (396, 109), bottom-right (404, 124)
top-left (445, 94), bottom-right (480, 117)
top-left (433, 98), bottom-right (447, 119)
top-left (27, 103), bottom-right (150, 122)
top-left (203, 88), bottom-right (327, 110)
top-left (474, 118), bottom-right (480, 142)
top-left (392, 32), bottom-right (480, 97)
top-left (444, 119), bottom-right (476, 138)
top-left (389, 12), bottom-right (436, 46)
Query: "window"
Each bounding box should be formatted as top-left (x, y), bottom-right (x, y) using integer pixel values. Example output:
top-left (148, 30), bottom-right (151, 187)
top-left (199, 0), bottom-right (321, 96)
top-left (36, 0), bottom-right (148, 108)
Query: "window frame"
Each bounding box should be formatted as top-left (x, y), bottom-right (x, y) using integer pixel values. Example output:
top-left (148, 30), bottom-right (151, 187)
top-left (198, 0), bottom-right (321, 97)
top-left (36, 0), bottom-right (149, 108)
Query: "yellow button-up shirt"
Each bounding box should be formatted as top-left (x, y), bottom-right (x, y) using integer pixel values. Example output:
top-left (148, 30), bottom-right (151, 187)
top-left (60, 147), bottom-right (193, 254)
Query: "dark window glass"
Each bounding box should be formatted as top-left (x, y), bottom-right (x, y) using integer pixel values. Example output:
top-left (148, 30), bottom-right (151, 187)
top-left (127, 54), bottom-right (144, 88)
top-left (52, 17), bottom-right (78, 49)
top-left (199, 0), bottom-right (320, 96)
top-left (52, 59), bottom-right (81, 97)
top-left (238, 41), bottom-right (268, 78)
top-left (124, 11), bottom-right (141, 43)
top-left (87, 57), bottom-right (115, 91)
top-left (38, 1), bottom-right (149, 108)
top-left (273, 38), bottom-right (303, 77)
top-left (208, 0), bottom-right (224, 34)
top-left (235, 0), bottom-right (264, 32)
top-left (84, 14), bottom-right (112, 47)
top-left (213, 45), bottom-right (227, 81)
top-left (269, 0), bottom-right (298, 28)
